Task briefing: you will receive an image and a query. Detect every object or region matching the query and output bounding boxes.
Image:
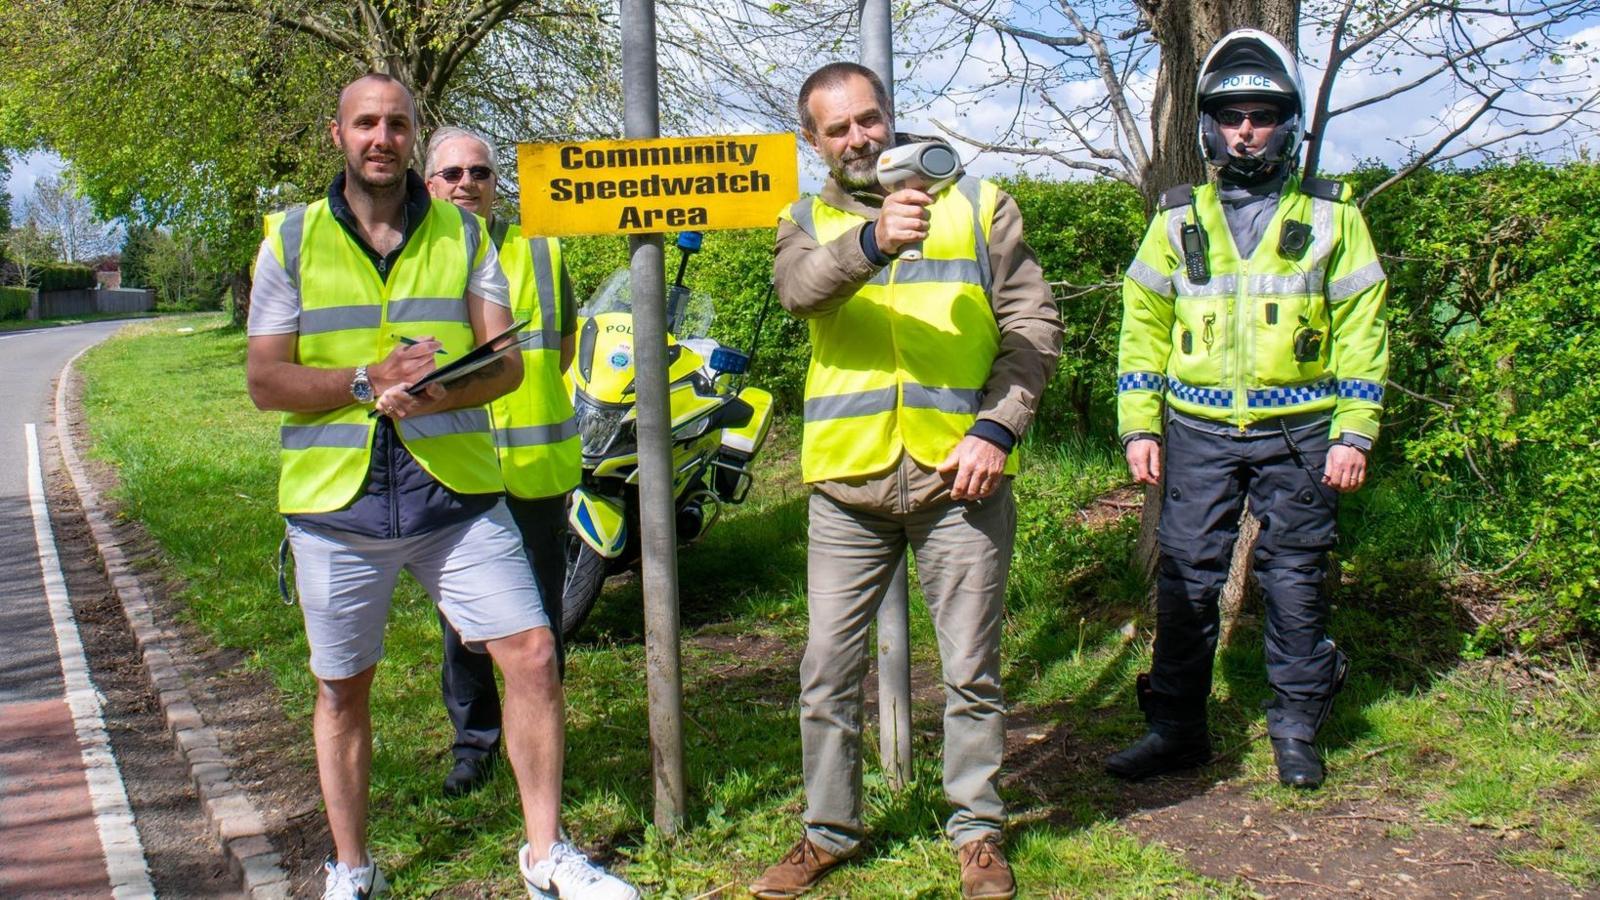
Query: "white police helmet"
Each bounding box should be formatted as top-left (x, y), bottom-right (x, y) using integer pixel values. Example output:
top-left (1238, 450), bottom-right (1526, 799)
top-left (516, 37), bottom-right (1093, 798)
top-left (1195, 29), bottom-right (1307, 173)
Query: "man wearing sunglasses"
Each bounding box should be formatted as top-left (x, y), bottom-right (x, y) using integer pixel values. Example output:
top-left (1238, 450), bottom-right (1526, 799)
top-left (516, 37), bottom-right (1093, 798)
top-left (422, 127), bottom-right (581, 803)
top-left (1111, 29), bottom-right (1389, 790)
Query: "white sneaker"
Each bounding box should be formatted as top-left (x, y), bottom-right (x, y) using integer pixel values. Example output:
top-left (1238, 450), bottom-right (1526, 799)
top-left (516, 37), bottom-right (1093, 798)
top-left (322, 855), bottom-right (388, 899)
top-left (520, 841), bottom-right (640, 900)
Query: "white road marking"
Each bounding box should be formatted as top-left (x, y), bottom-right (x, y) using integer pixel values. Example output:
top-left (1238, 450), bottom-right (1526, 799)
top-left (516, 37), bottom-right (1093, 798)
top-left (24, 422), bottom-right (155, 898)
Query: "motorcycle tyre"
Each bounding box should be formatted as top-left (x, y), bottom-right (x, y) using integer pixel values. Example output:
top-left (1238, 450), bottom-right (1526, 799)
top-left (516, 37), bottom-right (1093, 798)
top-left (560, 536), bottom-right (610, 641)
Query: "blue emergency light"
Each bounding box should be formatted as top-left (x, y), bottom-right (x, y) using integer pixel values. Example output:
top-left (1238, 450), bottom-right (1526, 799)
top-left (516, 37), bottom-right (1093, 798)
top-left (709, 347), bottom-right (750, 375)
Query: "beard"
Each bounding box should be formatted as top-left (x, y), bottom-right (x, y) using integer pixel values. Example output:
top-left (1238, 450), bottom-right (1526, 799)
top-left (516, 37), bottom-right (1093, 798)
top-left (827, 140), bottom-right (887, 192)
top-left (347, 152), bottom-right (407, 195)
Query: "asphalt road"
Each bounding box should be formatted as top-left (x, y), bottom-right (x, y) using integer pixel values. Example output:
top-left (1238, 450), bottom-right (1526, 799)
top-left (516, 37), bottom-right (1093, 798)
top-left (0, 322), bottom-right (126, 709)
top-left (0, 320), bottom-right (243, 898)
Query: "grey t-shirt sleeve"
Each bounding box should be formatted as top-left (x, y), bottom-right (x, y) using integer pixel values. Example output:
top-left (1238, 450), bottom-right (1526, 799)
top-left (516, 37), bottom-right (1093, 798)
top-left (470, 237), bottom-right (511, 308)
top-left (247, 240), bottom-right (301, 336)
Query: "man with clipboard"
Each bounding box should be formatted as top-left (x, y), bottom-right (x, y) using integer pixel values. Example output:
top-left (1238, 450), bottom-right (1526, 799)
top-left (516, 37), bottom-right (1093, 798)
top-left (245, 74), bottom-right (637, 900)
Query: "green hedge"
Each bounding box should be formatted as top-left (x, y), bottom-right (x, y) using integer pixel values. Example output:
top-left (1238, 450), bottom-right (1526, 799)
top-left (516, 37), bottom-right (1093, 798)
top-left (1351, 162), bottom-right (1600, 645)
top-left (34, 262), bottom-right (97, 291)
top-left (0, 286), bottom-right (31, 320)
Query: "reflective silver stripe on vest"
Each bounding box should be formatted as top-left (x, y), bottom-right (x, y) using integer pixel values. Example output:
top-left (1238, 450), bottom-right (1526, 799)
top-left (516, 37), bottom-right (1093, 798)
top-left (387, 298), bottom-right (471, 323)
top-left (902, 383), bottom-right (981, 414)
top-left (1308, 197), bottom-right (1337, 272)
top-left (459, 205), bottom-right (481, 273)
top-left (1248, 271), bottom-right (1326, 296)
top-left (887, 257), bottom-right (986, 287)
top-left (804, 385), bottom-right (898, 421)
top-left (1173, 273), bottom-right (1240, 298)
top-left (527, 238), bottom-right (562, 351)
top-left (281, 205), bottom-right (307, 291)
top-left (281, 423), bottom-right (369, 450)
top-left (1126, 259), bottom-right (1174, 297)
top-left (790, 198), bottom-right (817, 241)
top-left (956, 177), bottom-right (993, 296)
top-left (300, 305), bottom-right (383, 335)
top-left (398, 408), bottom-right (492, 441)
top-left (1327, 259), bottom-right (1385, 303)
top-left (1165, 205), bottom-right (1188, 264)
top-left (495, 419), bottom-right (579, 448)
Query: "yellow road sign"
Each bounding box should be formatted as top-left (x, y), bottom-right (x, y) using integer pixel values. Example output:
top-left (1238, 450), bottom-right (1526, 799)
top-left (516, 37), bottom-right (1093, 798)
top-left (517, 133), bottom-right (800, 237)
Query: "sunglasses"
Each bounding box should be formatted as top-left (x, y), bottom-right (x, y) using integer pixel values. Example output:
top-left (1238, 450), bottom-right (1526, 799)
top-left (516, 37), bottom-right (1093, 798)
top-left (1213, 108), bottom-right (1281, 127)
top-left (431, 165), bottom-right (494, 183)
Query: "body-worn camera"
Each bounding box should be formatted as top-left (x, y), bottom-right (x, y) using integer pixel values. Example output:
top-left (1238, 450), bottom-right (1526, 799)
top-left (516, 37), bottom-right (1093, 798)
top-left (1279, 219), bottom-right (1312, 258)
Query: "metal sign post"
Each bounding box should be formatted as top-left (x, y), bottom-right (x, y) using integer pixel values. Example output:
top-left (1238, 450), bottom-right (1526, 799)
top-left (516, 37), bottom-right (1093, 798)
top-left (858, 0), bottom-right (914, 792)
top-left (620, 0), bottom-right (686, 834)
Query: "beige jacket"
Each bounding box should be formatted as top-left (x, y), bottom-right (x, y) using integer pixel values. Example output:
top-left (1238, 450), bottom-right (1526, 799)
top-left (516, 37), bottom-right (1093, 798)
top-left (775, 177), bottom-right (1063, 514)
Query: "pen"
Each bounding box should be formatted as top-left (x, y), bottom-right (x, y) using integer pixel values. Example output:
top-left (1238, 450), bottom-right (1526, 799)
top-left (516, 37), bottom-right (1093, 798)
top-left (395, 335), bottom-right (447, 355)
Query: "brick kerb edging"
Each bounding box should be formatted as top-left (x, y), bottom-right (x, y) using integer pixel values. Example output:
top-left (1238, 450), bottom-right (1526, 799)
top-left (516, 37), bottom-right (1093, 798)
top-left (54, 348), bottom-right (292, 900)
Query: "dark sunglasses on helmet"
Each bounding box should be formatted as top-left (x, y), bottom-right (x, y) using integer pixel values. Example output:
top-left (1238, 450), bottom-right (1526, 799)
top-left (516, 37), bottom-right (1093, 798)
top-left (1214, 108), bottom-right (1281, 128)
top-left (432, 165), bottom-right (494, 183)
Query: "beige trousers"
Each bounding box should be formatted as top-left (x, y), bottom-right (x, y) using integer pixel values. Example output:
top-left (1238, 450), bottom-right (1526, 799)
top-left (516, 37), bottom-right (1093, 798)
top-left (800, 483), bottom-right (1016, 854)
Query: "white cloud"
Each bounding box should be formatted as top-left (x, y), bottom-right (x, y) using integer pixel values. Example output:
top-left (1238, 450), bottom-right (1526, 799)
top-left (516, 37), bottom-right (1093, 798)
top-left (5, 150), bottom-right (64, 219)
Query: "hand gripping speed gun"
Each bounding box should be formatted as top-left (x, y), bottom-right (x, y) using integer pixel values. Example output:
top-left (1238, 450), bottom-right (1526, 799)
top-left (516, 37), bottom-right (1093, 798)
top-left (876, 140), bottom-right (963, 261)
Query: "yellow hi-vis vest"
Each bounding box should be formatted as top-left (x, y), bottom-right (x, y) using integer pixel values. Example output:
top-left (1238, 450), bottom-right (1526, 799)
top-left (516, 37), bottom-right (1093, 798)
top-left (780, 177), bottom-right (1018, 484)
top-left (486, 221), bottom-right (580, 499)
top-left (263, 198), bottom-right (502, 514)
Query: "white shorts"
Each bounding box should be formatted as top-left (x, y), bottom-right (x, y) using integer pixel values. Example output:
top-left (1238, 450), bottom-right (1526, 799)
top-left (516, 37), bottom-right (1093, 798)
top-left (287, 501), bottom-right (547, 680)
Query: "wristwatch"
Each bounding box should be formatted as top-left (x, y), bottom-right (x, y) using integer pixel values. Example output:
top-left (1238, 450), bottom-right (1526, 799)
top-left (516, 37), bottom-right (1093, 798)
top-left (350, 365), bottom-right (374, 404)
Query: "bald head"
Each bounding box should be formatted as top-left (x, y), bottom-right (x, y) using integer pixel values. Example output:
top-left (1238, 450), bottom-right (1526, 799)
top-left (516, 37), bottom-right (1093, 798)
top-left (336, 73), bottom-right (416, 125)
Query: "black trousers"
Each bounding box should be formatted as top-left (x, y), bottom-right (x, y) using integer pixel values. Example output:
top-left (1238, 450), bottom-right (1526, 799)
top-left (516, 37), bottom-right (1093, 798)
top-left (439, 494), bottom-right (569, 762)
top-left (1151, 414), bottom-right (1343, 743)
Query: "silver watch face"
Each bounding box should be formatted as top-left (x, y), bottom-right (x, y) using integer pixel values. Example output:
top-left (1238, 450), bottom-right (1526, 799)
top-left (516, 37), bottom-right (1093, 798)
top-left (352, 369), bottom-right (374, 403)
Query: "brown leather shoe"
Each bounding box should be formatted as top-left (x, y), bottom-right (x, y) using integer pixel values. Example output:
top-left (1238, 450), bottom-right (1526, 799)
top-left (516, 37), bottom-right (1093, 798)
top-left (957, 836), bottom-right (1016, 900)
top-left (748, 836), bottom-right (852, 898)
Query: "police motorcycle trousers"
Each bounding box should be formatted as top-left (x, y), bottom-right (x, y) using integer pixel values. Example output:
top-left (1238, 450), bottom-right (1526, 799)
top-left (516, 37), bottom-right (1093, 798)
top-left (1150, 412), bottom-right (1347, 743)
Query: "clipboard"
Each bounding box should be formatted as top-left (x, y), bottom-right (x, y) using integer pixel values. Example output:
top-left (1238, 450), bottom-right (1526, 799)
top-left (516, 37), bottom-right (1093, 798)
top-left (403, 317), bottom-right (530, 395)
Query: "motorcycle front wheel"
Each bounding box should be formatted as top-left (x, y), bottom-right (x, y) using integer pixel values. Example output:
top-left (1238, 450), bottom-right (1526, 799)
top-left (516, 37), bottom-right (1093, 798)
top-left (560, 534), bottom-right (610, 640)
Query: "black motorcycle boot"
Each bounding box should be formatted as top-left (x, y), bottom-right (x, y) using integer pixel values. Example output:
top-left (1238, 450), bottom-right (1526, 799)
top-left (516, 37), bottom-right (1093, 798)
top-left (1271, 737), bottom-right (1324, 788)
top-left (1105, 674), bottom-right (1211, 780)
top-left (1265, 649), bottom-right (1347, 790)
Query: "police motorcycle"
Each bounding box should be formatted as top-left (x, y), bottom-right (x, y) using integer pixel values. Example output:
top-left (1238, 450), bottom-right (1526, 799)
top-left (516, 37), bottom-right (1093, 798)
top-left (560, 232), bottom-right (775, 638)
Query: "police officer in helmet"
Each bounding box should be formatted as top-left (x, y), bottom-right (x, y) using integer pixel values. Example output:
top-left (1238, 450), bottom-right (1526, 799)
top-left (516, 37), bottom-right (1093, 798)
top-left (1110, 29), bottom-right (1389, 788)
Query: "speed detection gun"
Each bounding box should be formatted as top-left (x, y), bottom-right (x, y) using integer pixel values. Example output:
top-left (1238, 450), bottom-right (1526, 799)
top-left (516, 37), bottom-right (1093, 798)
top-left (876, 140), bottom-right (963, 261)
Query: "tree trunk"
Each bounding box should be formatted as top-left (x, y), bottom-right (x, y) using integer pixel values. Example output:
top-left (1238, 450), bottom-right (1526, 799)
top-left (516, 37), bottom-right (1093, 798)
top-left (1130, 0), bottom-right (1297, 589)
top-left (229, 266), bottom-right (252, 328)
top-left (1136, 0), bottom-right (1299, 212)
top-left (1218, 504), bottom-right (1261, 646)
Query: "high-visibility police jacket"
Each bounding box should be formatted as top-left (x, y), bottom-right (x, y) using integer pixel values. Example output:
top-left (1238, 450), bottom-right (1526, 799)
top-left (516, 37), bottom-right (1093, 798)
top-left (780, 177), bottom-right (1018, 483)
top-left (1117, 175), bottom-right (1389, 441)
top-left (262, 198), bottom-right (502, 514)
top-left (486, 221), bottom-right (580, 499)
